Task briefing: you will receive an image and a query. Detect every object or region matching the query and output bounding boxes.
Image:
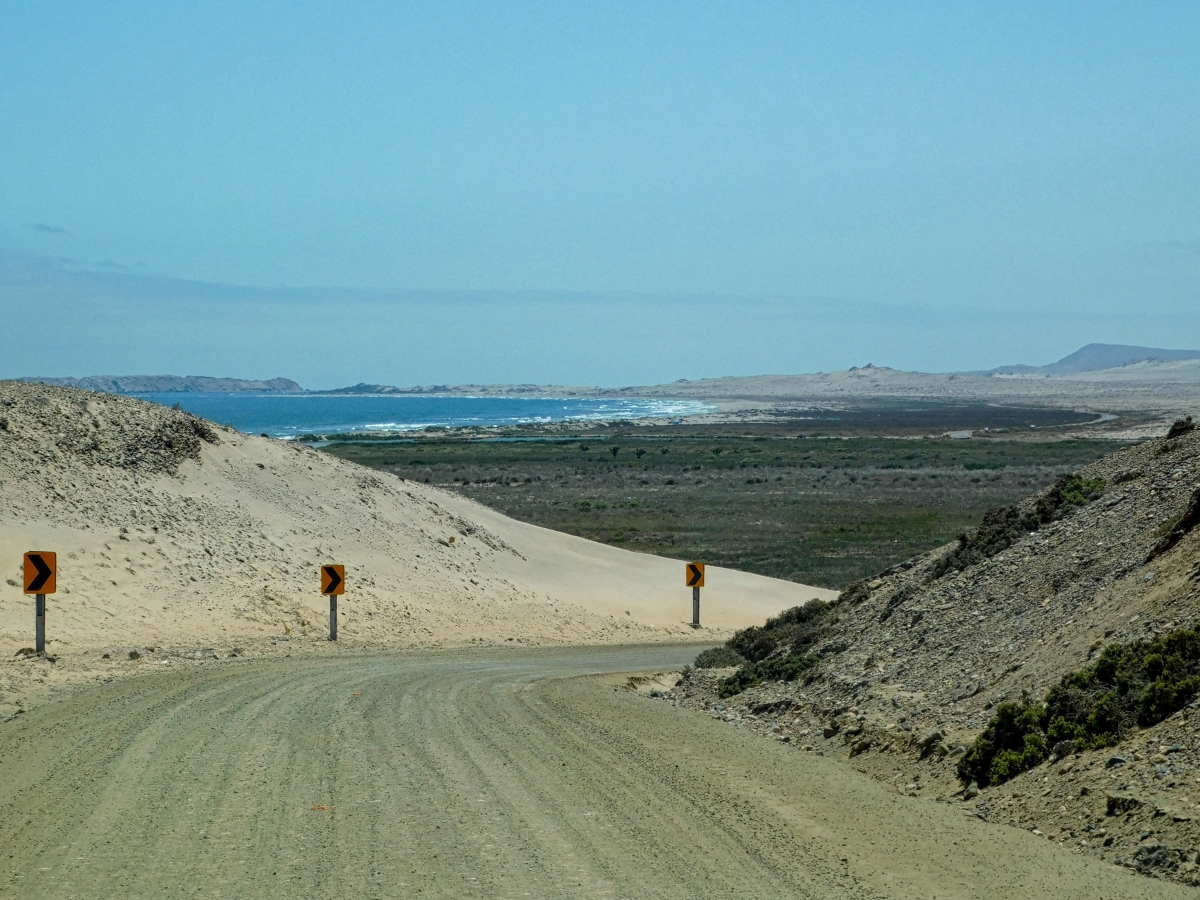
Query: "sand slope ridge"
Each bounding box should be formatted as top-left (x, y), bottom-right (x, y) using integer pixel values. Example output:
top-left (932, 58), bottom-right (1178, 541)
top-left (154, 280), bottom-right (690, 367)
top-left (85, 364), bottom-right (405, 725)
top-left (0, 381), bottom-right (832, 666)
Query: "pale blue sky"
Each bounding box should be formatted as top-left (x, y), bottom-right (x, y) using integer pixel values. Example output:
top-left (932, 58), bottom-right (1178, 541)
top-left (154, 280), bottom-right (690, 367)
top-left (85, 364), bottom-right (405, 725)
top-left (1, 2), bottom-right (1197, 386)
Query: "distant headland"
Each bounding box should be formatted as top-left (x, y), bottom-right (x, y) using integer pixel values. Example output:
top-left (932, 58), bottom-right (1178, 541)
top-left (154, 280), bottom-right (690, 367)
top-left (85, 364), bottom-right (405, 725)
top-left (17, 375), bottom-right (304, 393)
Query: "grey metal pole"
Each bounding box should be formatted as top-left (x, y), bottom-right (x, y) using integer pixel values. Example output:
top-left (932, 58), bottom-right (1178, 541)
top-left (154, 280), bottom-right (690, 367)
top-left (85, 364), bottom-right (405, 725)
top-left (692, 586), bottom-right (700, 628)
top-left (329, 595), bottom-right (337, 641)
top-left (35, 593), bottom-right (45, 653)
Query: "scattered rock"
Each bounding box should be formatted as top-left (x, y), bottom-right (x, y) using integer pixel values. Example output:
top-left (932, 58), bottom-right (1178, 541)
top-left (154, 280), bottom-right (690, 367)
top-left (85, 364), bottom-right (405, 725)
top-left (849, 738), bottom-right (873, 757)
top-left (1132, 841), bottom-right (1187, 877)
top-left (1051, 740), bottom-right (1075, 760)
top-left (918, 729), bottom-right (944, 758)
top-left (952, 682), bottom-right (981, 702)
top-left (1106, 794), bottom-right (1143, 816)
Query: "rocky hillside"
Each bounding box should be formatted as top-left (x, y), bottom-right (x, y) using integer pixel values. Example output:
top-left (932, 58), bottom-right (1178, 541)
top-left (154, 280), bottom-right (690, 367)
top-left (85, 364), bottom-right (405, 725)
top-left (669, 418), bottom-right (1200, 885)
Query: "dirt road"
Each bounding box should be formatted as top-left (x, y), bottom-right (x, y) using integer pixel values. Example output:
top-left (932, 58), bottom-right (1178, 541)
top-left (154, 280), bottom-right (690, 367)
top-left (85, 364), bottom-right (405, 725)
top-left (0, 647), bottom-right (1184, 899)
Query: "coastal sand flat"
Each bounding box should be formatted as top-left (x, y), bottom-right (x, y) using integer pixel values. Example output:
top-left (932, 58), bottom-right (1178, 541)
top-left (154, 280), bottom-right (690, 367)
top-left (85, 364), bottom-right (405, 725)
top-left (383, 359), bottom-right (1200, 412)
top-left (0, 645), bottom-right (1185, 900)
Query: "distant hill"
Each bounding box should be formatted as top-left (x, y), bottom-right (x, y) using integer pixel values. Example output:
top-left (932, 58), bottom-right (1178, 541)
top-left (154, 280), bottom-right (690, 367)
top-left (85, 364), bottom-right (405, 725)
top-left (15, 341), bottom-right (1200, 401)
top-left (17, 375), bottom-right (304, 393)
top-left (991, 342), bottom-right (1200, 375)
top-left (323, 382), bottom-right (409, 394)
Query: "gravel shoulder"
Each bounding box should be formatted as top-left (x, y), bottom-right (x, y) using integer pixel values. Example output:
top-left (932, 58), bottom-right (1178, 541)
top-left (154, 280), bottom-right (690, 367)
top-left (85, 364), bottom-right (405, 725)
top-left (0, 646), bottom-right (1188, 899)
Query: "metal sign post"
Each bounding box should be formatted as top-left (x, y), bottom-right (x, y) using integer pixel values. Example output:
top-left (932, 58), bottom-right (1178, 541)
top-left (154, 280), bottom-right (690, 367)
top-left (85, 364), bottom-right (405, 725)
top-left (23, 552), bottom-right (57, 654)
top-left (686, 562), bottom-right (705, 628)
top-left (321, 565), bottom-right (345, 640)
top-left (35, 593), bottom-right (46, 653)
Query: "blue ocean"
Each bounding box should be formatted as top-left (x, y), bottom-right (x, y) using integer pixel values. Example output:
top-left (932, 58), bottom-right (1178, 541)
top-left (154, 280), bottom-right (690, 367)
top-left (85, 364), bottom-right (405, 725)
top-left (132, 393), bottom-right (713, 438)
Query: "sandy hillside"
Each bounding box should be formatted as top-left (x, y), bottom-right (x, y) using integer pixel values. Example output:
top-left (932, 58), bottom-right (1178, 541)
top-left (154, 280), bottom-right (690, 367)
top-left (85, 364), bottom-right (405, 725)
top-left (0, 382), bottom-right (833, 666)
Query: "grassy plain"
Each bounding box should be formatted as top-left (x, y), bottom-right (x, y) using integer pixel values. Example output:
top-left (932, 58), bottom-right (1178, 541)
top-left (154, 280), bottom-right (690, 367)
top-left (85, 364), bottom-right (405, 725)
top-left (322, 405), bottom-right (1127, 589)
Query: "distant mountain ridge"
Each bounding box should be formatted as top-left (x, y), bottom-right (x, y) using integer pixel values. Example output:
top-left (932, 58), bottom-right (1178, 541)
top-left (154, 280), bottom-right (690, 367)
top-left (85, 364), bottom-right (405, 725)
top-left (13, 343), bottom-right (1200, 399)
top-left (18, 375), bottom-right (304, 393)
top-left (990, 343), bottom-right (1200, 376)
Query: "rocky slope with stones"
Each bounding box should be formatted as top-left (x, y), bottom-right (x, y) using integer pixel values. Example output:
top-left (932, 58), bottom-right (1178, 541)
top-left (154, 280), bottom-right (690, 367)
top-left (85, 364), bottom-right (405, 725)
top-left (668, 421), bottom-right (1200, 886)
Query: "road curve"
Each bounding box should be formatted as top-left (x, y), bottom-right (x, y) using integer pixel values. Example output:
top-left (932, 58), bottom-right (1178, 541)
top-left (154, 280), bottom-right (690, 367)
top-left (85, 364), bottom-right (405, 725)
top-left (0, 646), bottom-right (1185, 899)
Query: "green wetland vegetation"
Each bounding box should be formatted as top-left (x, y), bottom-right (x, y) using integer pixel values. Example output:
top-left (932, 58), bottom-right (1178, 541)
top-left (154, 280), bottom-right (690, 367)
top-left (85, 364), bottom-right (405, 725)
top-left (323, 418), bottom-right (1124, 589)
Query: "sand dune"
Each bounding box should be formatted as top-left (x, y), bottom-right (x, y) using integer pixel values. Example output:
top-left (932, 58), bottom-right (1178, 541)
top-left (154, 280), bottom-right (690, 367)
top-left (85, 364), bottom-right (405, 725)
top-left (0, 382), bottom-right (833, 663)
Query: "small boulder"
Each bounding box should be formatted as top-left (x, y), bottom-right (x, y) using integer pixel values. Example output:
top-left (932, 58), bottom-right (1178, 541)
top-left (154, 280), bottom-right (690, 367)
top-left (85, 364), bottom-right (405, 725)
top-left (849, 738), bottom-right (873, 758)
top-left (1132, 841), bottom-right (1185, 876)
top-left (1106, 794), bottom-right (1143, 816)
top-left (918, 729), bottom-right (944, 758)
top-left (1051, 740), bottom-right (1075, 760)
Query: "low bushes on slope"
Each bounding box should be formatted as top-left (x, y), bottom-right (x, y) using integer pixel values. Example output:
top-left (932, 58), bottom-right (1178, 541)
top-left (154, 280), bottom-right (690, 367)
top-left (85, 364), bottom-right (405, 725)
top-left (1167, 416), bottom-right (1196, 440)
top-left (692, 646), bottom-right (746, 668)
top-left (717, 653), bottom-right (819, 698)
top-left (706, 471), bottom-right (1108, 699)
top-left (932, 473), bottom-right (1105, 579)
top-left (726, 600), bottom-right (836, 663)
top-left (958, 626), bottom-right (1200, 787)
top-left (712, 600), bottom-right (838, 697)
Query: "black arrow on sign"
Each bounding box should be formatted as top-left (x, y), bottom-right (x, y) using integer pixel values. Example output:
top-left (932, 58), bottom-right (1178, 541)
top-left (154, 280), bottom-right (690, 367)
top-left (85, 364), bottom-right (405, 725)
top-left (27, 554), bottom-right (53, 592)
top-left (323, 566), bottom-right (343, 594)
top-left (686, 563), bottom-right (702, 587)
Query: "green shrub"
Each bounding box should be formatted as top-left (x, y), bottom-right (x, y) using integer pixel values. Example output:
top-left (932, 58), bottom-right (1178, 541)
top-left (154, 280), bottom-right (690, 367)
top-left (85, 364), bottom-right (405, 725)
top-left (1046, 715), bottom-right (1084, 745)
top-left (1167, 416), bottom-right (1195, 439)
top-left (959, 625), bottom-right (1200, 787)
top-left (693, 646), bottom-right (746, 668)
top-left (727, 625), bottom-right (776, 663)
top-left (726, 600), bottom-right (836, 662)
top-left (957, 696), bottom-right (1048, 788)
top-left (1056, 474), bottom-right (1107, 510)
top-left (717, 653), bottom-right (818, 698)
top-left (988, 750), bottom-right (1024, 784)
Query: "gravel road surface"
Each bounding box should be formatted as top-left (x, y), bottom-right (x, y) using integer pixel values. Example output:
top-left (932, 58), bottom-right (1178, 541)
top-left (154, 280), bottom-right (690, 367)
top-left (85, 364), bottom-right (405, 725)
top-left (0, 646), bottom-right (1186, 899)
